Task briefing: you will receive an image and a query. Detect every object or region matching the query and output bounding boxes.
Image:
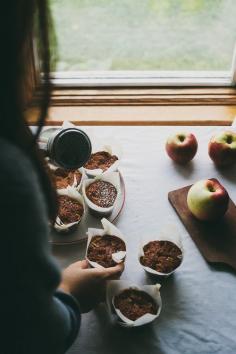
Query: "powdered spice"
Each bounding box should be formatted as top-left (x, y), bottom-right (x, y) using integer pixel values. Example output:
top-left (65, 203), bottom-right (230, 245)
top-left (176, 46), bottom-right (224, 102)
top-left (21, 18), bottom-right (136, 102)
top-left (87, 235), bottom-right (126, 267)
top-left (114, 289), bottom-right (158, 321)
top-left (86, 180), bottom-right (117, 208)
top-left (84, 151), bottom-right (118, 171)
top-left (53, 168), bottom-right (82, 189)
top-left (140, 240), bottom-right (182, 273)
top-left (58, 195), bottom-right (84, 224)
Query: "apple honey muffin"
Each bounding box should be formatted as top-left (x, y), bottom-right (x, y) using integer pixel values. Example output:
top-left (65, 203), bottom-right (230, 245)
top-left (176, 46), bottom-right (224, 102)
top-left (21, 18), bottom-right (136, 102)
top-left (84, 151), bottom-right (118, 172)
top-left (140, 240), bottom-right (182, 273)
top-left (86, 180), bottom-right (117, 208)
top-left (52, 167), bottom-right (82, 189)
top-left (58, 195), bottom-right (84, 224)
top-left (114, 288), bottom-right (158, 321)
top-left (87, 235), bottom-right (126, 267)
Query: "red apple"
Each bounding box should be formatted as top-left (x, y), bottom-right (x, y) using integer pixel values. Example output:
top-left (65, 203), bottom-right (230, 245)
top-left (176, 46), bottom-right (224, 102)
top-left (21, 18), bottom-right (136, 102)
top-left (208, 131), bottom-right (236, 167)
top-left (166, 132), bottom-right (198, 164)
top-left (187, 179), bottom-right (229, 221)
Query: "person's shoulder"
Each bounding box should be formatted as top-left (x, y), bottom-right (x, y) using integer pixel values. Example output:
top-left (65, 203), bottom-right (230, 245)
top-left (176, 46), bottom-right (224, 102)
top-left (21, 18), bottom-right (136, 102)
top-left (0, 137), bottom-right (37, 187)
top-left (0, 137), bottom-right (30, 164)
top-left (0, 137), bottom-right (50, 223)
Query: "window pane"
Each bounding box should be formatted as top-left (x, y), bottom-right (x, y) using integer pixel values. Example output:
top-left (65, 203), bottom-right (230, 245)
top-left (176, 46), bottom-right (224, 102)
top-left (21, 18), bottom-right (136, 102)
top-left (50, 0), bottom-right (236, 71)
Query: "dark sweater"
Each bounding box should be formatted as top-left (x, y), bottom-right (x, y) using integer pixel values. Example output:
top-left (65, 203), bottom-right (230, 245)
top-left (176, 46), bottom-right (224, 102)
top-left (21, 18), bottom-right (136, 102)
top-left (0, 138), bottom-right (80, 354)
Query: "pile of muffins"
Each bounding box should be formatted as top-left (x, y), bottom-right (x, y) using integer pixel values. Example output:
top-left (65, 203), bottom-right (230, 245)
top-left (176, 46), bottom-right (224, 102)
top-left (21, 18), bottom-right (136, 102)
top-left (85, 218), bottom-right (183, 327)
top-left (48, 148), bottom-right (120, 232)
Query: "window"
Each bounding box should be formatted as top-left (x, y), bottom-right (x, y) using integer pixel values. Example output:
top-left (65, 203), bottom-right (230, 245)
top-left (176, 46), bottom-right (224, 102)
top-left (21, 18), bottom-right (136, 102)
top-left (49, 0), bottom-right (236, 86)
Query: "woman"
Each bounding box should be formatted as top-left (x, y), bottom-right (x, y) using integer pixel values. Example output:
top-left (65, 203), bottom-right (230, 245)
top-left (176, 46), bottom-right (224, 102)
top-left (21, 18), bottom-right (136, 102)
top-left (0, 1), bottom-right (123, 353)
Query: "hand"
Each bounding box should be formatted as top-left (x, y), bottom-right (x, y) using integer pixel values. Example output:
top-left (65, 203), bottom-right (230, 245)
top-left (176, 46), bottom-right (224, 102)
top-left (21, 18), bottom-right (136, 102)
top-left (59, 259), bottom-right (124, 313)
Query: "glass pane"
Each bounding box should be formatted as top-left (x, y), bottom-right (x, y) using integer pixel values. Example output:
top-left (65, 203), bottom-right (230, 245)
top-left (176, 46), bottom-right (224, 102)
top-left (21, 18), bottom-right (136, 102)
top-left (50, 0), bottom-right (236, 71)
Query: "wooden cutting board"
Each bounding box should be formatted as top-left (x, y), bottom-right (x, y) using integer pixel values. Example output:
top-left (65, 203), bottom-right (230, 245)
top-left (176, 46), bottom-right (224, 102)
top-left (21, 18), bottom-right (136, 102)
top-left (168, 180), bottom-right (236, 271)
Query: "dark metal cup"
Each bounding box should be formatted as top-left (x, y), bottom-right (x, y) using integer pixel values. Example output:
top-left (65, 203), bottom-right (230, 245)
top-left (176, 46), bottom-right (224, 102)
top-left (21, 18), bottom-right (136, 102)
top-left (39, 127), bottom-right (92, 169)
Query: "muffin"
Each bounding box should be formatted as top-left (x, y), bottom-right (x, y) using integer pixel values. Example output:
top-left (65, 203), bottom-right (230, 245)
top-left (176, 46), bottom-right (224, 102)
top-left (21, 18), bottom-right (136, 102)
top-left (84, 151), bottom-right (118, 172)
top-left (114, 288), bottom-right (158, 321)
top-left (86, 180), bottom-right (117, 208)
top-left (107, 281), bottom-right (162, 327)
top-left (52, 167), bottom-right (82, 189)
top-left (82, 172), bottom-right (120, 217)
top-left (87, 235), bottom-right (126, 268)
top-left (140, 240), bottom-right (182, 274)
top-left (58, 195), bottom-right (84, 224)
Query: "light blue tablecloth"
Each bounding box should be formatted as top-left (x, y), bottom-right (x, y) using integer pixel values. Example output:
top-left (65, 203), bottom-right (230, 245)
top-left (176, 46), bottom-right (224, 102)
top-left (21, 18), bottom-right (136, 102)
top-left (53, 126), bottom-right (236, 354)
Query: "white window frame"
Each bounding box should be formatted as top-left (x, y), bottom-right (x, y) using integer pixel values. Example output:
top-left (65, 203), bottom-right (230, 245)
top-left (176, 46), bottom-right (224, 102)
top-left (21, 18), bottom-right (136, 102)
top-left (50, 45), bottom-right (236, 88)
top-left (51, 70), bottom-right (232, 87)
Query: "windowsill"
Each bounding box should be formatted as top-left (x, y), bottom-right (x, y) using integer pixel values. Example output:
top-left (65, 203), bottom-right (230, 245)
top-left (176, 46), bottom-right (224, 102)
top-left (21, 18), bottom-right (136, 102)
top-left (26, 87), bottom-right (236, 126)
top-left (47, 86), bottom-right (236, 106)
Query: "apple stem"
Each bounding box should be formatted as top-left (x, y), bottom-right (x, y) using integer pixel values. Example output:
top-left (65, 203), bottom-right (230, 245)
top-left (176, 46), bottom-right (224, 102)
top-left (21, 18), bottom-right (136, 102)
top-left (208, 185), bottom-right (215, 193)
top-left (226, 135), bottom-right (233, 144)
top-left (178, 135), bottom-right (185, 142)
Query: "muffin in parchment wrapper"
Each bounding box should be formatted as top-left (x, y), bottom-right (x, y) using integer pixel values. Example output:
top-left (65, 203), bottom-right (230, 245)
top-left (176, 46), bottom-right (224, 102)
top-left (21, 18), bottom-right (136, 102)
top-left (86, 218), bottom-right (126, 269)
top-left (83, 144), bottom-right (121, 178)
top-left (106, 280), bottom-right (162, 328)
top-left (54, 186), bottom-right (85, 233)
top-left (138, 224), bottom-right (184, 277)
top-left (82, 172), bottom-right (121, 217)
top-left (48, 162), bottom-right (86, 191)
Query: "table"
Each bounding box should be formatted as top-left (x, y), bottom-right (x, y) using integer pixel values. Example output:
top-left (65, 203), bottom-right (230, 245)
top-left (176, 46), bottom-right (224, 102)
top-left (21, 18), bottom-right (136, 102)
top-left (52, 126), bottom-right (236, 354)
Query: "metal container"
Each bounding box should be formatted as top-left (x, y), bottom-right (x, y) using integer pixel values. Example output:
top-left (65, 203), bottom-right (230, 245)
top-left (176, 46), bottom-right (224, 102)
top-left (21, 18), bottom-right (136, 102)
top-left (39, 127), bottom-right (92, 169)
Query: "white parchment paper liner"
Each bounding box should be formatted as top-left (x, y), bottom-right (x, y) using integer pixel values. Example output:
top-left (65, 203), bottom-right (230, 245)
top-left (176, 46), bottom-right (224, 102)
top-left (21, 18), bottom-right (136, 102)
top-left (106, 280), bottom-right (162, 328)
top-left (138, 224), bottom-right (184, 277)
top-left (86, 218), bottom-right (126, 268)
top-left (54, 186), bottom-right (85, 232)
top-left (82, 172), bottom-right (121, 216)
top-left (48, 162), bottom-right (86, 191)
top-left (84, 145), bottom-right (121, 177)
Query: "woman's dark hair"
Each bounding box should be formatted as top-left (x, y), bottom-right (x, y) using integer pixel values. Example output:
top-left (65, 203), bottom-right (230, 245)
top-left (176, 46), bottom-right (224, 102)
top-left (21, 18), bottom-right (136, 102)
top-left (0, 0), bottom-right (57, 221)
